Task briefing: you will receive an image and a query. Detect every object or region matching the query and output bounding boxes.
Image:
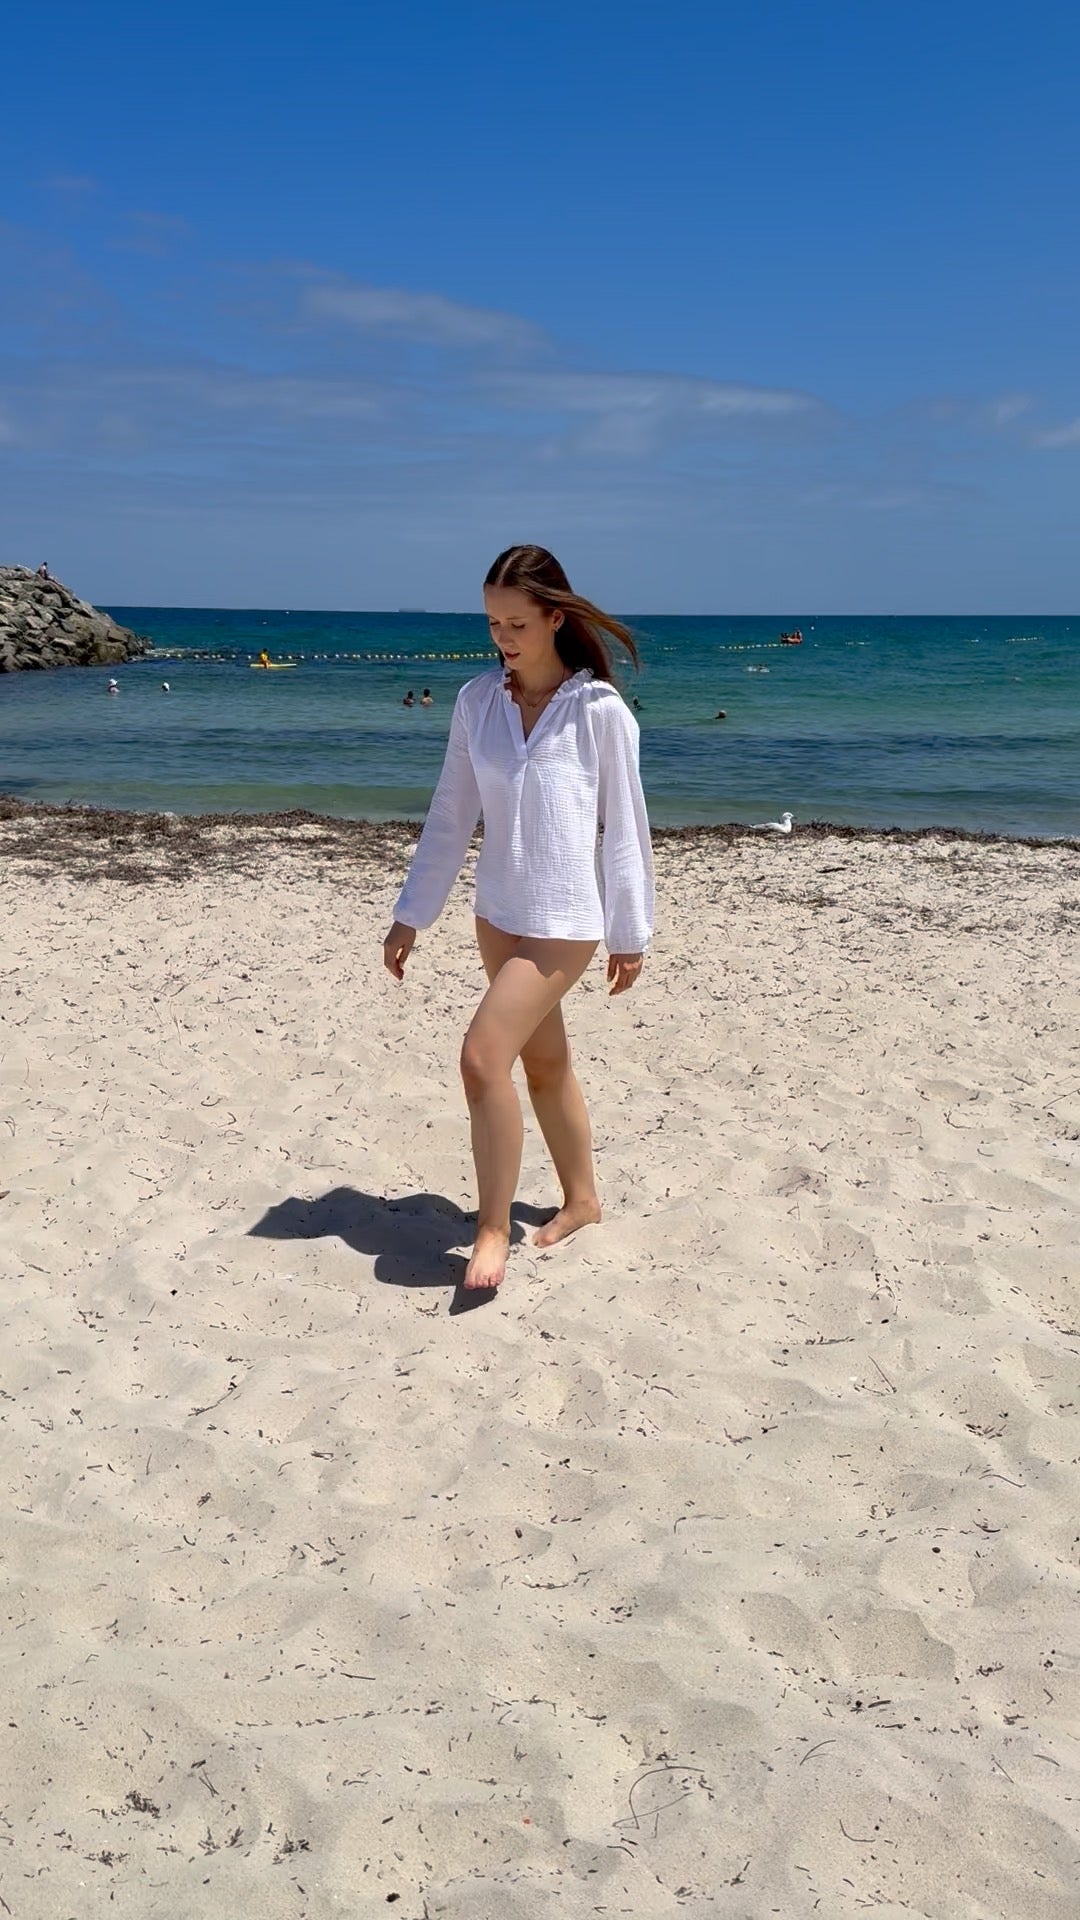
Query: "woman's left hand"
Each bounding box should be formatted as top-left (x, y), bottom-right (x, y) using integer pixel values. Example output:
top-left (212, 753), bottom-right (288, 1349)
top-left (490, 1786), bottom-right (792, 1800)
top-left (607, 952), bottom-right (644, 996)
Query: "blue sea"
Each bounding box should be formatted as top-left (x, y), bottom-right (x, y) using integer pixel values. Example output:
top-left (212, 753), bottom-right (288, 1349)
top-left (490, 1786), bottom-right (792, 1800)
top-left (1, 610), bottom-right (1077, 836)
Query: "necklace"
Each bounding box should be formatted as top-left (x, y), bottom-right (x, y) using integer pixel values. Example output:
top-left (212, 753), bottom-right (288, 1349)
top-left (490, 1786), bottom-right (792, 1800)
top-left (510, 668), bottom-right (570, 709)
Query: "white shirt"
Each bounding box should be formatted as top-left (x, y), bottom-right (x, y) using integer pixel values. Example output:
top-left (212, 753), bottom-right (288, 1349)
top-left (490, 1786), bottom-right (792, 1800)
top-left (393, 666), bottom-right (654, 951)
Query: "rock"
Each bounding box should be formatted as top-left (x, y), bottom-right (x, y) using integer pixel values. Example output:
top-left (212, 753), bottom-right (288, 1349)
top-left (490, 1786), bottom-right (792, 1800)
top-left (0, 566), bottom-right (153, 672)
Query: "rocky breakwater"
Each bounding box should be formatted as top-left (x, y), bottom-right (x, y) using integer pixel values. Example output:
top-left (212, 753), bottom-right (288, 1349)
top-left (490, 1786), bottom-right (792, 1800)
top-left (0, 567), bottom-right (153, 672)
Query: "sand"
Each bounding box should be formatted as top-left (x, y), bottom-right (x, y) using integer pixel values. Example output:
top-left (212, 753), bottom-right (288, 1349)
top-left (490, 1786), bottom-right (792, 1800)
top-left (1, 806), bottom-right (1078, 1919)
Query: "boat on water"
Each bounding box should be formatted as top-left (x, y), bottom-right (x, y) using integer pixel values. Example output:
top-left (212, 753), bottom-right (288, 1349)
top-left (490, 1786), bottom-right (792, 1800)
top-left (779, 629), bottom-right (804, 645)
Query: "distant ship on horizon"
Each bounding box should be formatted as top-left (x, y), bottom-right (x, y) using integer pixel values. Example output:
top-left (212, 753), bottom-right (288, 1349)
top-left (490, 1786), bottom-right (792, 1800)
top-left (396, 606), bottom-right (428, 613)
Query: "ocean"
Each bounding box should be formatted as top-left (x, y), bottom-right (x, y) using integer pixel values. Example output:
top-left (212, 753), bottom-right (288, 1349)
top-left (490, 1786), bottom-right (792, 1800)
top-left (1, 610), bottom-right (1077, 836)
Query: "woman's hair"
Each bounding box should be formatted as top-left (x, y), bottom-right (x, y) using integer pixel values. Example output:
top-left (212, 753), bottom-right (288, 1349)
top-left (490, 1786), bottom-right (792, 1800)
top-left (484, 545), bottom-right (639, 682)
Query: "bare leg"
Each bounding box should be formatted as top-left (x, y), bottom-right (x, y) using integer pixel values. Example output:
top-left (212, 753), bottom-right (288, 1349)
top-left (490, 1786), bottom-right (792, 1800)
top-left (520, 1005), bottom-right (602, 1247)
top-left (462, 922), bottom-right (597, 1288)
top-left (464, 1055), bottom-right (524, 1286)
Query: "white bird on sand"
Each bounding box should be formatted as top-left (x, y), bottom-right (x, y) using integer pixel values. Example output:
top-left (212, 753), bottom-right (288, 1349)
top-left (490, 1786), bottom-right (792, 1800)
top-left (752, 810), bottom-right (794, 833)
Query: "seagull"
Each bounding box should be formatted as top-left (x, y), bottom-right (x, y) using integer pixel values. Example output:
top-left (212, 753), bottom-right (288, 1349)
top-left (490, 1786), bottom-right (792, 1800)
top-left (752, 811), bottom-right (794, 833)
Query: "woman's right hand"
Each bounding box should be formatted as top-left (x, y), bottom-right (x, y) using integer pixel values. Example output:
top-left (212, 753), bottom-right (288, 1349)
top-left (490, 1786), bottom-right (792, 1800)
top-left (383, 921), bottom-right (417, 980)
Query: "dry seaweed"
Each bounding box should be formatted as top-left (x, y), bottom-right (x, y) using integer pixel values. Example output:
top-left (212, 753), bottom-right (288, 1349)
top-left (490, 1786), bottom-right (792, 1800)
top-left (2, 791), bottom-right (1075, 887)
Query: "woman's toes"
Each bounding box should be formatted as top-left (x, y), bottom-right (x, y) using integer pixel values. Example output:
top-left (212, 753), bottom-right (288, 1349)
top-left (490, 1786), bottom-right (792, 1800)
top-left (464, 1230), bottom-right (510, 1289)
top-left (532, 1198), bottom-right (601, 1249)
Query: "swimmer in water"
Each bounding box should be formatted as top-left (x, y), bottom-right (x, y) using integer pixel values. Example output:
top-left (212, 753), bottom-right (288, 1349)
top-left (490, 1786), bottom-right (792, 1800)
top-left (161, 681), bottom-right (171, 693)
top-left (403, 689), bottom-right (415, 707)
top-left (714, 709), bottom-right (727, 719)
top-left (420, 688), bottom-right (434, 706)
top-left (108, 678), bottom-right (119, 695)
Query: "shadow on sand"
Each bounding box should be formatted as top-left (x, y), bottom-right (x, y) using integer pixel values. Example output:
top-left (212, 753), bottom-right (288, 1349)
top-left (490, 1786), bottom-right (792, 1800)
top-left (248, 1186), bottom-right (552, 1314)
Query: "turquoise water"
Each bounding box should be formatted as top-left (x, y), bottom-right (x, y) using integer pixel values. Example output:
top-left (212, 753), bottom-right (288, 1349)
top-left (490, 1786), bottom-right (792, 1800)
top-left (1, 610), bottom-right (1077, 835)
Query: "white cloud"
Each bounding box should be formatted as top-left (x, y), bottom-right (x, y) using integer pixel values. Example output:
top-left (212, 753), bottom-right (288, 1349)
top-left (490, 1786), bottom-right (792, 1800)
top-left (303, 279), bottom-right (548, 354)
top-left (1034, 417), bottom-right (1080, 448)
top-left (912, 392), bottom-right (1034, 433)
top-left (477, 369), bottom-right (820, 459)
top-left (42, 173), bottom-right (100, 194)
top-left (987, 393), bottom-right (1031, 427)
top-left (114, 367), bottom-right (385, 420)
top-left (110, 211), bottom-right (192, 258)
top-left (483, 370), bottom-right (816, 418)
top-left (0, 361), bottom-right (391, 465)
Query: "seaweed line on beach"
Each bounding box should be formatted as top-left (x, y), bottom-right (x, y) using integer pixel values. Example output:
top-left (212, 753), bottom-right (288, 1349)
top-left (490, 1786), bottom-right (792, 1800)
top-left (2, 790), bottom-right (1077, 886)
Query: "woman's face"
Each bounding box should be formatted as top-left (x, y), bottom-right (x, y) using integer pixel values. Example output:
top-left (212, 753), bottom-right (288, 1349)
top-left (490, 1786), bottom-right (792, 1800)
top-left (483, 586), bottom-right (562, 672)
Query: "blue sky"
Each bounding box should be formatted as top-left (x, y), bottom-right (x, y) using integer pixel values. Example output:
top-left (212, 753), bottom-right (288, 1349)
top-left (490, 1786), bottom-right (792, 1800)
top-left (2, 0), bottom-right (1078, 609)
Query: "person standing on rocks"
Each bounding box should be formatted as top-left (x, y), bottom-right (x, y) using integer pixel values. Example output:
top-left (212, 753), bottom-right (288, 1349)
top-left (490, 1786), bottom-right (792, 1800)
top-left (0, 566), bottom-right (151, 672)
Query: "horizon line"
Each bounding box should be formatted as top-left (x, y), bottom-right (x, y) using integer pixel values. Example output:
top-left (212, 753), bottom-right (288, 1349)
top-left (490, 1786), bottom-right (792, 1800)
top-left (98, 603), bottom-right (1080, 619)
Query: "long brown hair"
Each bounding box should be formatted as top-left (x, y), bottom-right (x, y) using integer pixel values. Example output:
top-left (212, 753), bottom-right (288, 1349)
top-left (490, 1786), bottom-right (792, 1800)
top-left (483, 545), bottom-right (639, 682)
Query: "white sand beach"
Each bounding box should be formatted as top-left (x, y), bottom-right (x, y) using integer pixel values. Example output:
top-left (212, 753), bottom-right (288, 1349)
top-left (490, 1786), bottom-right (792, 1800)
top-left (1, 809), bottom-right (1078, 1919)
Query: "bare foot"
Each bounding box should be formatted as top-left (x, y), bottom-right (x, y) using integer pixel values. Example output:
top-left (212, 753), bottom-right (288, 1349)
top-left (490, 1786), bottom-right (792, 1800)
top-left (532, 1195), bottom-right (602, 1249)
top-left (464, 1226), bottom-right (510, 1290)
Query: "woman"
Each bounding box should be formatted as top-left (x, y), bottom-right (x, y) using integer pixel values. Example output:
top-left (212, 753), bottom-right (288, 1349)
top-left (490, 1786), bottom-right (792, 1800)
top-left (383, 545), bottom-right (654, 1292)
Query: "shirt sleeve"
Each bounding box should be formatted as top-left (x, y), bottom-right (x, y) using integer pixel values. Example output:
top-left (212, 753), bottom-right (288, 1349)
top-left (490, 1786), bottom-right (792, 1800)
top-left (392, 687), bottom-right (482, 929)
top-left (594, 692), bottom-right (655, 953)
